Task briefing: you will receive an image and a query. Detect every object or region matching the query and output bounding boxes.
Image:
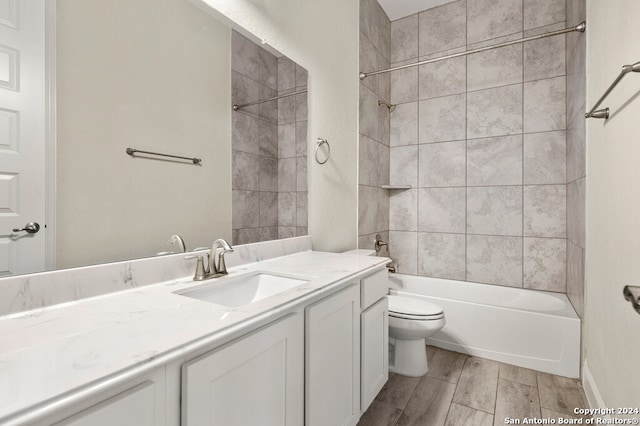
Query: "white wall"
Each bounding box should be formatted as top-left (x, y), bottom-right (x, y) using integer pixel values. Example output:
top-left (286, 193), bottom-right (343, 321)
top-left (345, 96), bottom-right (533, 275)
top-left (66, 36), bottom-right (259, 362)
top-left (196, 0), bottom-right (360, 252)
top-left (584, 0), bottom-right (640, 406)
top-left (56, 0), bottom-right (232, 268)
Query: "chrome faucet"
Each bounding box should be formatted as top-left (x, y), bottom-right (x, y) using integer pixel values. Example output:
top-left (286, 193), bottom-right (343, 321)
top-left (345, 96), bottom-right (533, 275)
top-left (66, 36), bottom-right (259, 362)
top-left (209, 238), bottom-right (234, 275)
top-left (185, 238), bottom-right (234, 280)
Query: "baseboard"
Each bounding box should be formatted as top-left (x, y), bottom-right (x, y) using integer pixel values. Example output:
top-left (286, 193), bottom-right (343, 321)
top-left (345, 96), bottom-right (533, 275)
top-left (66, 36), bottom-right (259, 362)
top-left (582, 359), bottom-right (607, 409)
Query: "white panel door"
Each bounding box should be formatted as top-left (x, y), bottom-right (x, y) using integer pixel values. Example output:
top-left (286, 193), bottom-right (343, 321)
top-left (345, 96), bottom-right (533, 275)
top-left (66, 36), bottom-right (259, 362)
top-left (0, 0), bottom-right (46, 275)
top-left (306, 284), bottom-right (361, 426)
top-left (182, 314), bottom-right (304, 426)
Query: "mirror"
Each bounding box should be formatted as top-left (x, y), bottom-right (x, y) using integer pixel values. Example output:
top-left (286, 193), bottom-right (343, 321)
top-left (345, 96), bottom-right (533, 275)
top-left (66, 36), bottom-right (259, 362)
top-left (11, 0), bottom-right (308, 273)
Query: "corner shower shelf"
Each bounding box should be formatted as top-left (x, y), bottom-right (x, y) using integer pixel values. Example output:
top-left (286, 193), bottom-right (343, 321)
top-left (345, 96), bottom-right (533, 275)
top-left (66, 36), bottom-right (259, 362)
top-left (381, 185), bottom-right (412, 190)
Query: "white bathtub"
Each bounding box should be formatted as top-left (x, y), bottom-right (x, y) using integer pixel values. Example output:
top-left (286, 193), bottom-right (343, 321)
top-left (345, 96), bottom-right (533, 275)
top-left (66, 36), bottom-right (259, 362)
top-left (389, 274), bottom-right (581, 378)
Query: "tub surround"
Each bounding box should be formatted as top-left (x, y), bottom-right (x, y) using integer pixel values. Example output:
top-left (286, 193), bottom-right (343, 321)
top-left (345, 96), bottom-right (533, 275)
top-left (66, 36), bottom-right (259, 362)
top-left (0, 242), bottom-right (389, 424)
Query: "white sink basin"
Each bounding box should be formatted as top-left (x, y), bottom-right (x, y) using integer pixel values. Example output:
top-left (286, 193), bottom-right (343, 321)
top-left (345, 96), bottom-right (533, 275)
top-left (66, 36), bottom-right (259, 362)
top-left (176, 272), bottom-right (310, 307)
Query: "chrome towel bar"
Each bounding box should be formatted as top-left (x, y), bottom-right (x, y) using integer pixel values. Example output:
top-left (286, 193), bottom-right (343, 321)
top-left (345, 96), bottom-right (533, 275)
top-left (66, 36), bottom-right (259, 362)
top-left (126, 148), bottom-right (202, 164)
top-left (585, 61), bottom-right (640, 119)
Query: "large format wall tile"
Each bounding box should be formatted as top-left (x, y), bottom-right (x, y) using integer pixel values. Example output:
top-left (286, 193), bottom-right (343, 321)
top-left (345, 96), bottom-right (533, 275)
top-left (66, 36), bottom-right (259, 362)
top-left (419, 56), bottom-right (466, 100)
top-left (467, 186), bottom-right (523, 236)
top-left (360, 84), bottom-right (380, 140)
top-left (360, 31), bottom-right (380, 93)
top-left (232, 112), bottom-right (259, 155)
top-left (359, 185), bottom-right (378, 235)
top-left (232, 151), bottom-right (260, 191)
top-left (566, 240), bottom-right (585, 318)
top-left (467, 45), bottom-right (522, 92)
top-left (278, 158), bottom-right (296, 192)
top-left (467, 0), bottom-right (522, 44)
top-left (391, 63), bottom-right (419, 104)
top-left (278, 57), bottom-right (295, 92)
top-left (524, 76), bottom-right (566, 133)
top-left (418, 188), bottom-right (466, 233)
top-left (524, 131), bottom-right (566, 184)
top-left (391, 14), bottom-right (418, 63)
top-left (524, 0), bottom-right (565, 30)
top-left (390, 231), bottom-right (418, 274)
top-left (390, 189), bottom-right (418, 231)
top-left (390, 101), bottom-right (418, 146)
top-left (360, 134), bottom-right (380, 187)
top-left (523, 185), bottom-right (566, 238)
top-left (467, 235), bottom-right (523, 287)
top-left (278, 192), bottom-right (297, 227)
top-left (390, 145), bottom-right (418, 187)
top-left (467, 135), bottom-right (522, 186)
top-left (232, 190), bottom-right (260, 229)
top-left (418, 0), bottom-right (466, 56)
top-left (467, 84), bottom-right (522, 139)
top-left (566, 115), bottom-right (586, 183)
top-left (259, 192), bottom-right (278, 227)
top-left (260, 156), bottom-right (278, 192)
top-left (418, 233), bottom-right (466, 280)
top-left (297, 157), bottom-right (307, 192)
top-left (419, 94), bottom-right (466, 143)
top-left (259, 121), bottom-right (278, 158)
top-left (567, 177), bottom-right (585, 248)
top-left (523, 237), bottom-right (566, 292)
top-left (524, 35), bottom-right (565, 81)
top-left (418, 141), bottom-right (466, 187)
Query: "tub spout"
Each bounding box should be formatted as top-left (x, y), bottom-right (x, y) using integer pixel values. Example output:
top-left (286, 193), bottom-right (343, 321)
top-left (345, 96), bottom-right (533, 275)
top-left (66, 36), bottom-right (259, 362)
top-left (387, 262), bottom-right (397, 273)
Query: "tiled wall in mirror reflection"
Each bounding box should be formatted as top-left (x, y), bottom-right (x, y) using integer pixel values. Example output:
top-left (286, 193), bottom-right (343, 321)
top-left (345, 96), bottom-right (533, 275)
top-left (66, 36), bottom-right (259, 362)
top-left (231, 31), bottom-right (308, 245)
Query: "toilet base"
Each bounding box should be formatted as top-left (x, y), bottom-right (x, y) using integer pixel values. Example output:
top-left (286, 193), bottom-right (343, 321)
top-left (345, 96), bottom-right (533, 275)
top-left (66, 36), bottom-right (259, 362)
top-left (388, 337), bottom-right (428, 377)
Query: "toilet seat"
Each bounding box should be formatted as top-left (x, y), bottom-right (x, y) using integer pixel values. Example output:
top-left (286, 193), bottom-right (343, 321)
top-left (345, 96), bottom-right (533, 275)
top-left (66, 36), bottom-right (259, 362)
top-left (388, 295), bottom-right (444, 320)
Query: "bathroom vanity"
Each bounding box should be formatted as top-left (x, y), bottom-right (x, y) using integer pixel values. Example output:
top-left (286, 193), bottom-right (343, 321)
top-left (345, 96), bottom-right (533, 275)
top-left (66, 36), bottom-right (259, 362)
top-left (0, 242), bottom-right (389, 425)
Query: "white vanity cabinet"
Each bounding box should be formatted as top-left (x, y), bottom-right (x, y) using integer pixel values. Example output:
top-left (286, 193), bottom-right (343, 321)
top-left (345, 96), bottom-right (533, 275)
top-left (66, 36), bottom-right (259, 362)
top-left (360, 269), bottom-right (389, 413)
top-left (305, 284), bottom-right (361, 426)
top-left (181, 313), bottom-right (304, 426)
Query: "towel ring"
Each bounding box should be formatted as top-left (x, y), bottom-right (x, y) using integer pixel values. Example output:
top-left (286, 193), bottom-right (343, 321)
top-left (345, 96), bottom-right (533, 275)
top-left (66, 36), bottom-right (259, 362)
top-left (315, 138), bottom-right (330, 165)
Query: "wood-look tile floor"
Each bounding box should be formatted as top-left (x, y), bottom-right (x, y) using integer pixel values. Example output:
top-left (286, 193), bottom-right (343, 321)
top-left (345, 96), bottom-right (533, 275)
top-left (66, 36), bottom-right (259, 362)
top-left (358, 346), bottom-right (590, 426)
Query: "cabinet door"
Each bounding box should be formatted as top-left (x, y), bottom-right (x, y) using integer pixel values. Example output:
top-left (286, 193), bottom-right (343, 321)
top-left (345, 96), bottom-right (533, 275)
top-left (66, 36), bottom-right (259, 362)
top-left (361, 297), bottom-right (389, 413)
top-left (53, 379), bottom-right (163, 426)
top-left (306, 284), bottom-right (360, 426)
top-left (182, 314), bottom-right (304, 426)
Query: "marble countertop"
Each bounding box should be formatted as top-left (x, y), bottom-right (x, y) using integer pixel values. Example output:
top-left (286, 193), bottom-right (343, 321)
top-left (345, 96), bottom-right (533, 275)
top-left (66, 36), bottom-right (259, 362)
top-left (0, 250), bottom-right (388, 424)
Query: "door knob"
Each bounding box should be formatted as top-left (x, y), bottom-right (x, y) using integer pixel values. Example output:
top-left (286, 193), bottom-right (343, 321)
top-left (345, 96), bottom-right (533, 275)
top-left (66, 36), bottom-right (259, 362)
top-left (13, 222), bottom-right (40, 234)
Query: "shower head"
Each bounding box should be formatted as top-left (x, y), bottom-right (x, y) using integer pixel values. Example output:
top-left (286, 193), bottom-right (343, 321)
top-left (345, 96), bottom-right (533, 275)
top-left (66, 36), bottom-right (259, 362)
top-left (378, 99), bottom-right (396, 112)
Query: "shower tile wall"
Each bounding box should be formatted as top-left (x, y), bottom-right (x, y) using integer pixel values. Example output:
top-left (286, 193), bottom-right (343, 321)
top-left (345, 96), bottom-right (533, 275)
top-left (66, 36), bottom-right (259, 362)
top-left (565, 0), bottom-right (586, 317)
top-left (231, 31), bottom-right (308, 245)
top-left (386, 0), bottom-right (568, 292)
top-left (358, 0), bottom-right (391, 251)
top-left (277, 57), bottom-right (308, 240)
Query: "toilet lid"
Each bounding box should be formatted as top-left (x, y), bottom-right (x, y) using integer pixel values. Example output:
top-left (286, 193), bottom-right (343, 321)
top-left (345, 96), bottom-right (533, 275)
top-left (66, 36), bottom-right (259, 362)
top-left (388, 295), bottom-right (444, 318)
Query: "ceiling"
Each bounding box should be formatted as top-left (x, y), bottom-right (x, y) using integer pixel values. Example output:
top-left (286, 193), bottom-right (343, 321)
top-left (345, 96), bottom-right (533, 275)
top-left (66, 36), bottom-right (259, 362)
top-left (377, 0), bottom-right (456, 21)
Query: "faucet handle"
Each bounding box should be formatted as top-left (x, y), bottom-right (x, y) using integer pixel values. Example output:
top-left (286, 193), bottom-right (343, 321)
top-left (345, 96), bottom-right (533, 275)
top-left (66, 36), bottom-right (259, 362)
top-left (216, 248), bottom-right (234, 275)
top-left (184, 254), bottom-right (210, 280)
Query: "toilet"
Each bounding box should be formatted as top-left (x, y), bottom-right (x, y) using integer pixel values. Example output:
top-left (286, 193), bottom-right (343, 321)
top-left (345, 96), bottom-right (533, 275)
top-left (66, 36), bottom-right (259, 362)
top-left (342, 248), bottom-right (446, 377)
top-left (388, 295), bottom-right (445, 377)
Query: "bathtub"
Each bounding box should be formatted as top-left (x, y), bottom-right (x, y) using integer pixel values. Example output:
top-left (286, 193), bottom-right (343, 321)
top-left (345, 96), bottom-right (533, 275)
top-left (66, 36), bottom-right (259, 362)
top-left (389, 274), bottom-right (581, 378)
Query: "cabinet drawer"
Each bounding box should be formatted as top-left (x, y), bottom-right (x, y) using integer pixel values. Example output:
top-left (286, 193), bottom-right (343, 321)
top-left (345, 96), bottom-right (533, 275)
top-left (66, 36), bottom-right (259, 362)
top-left (361, 268), bottom-right (389, 310)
